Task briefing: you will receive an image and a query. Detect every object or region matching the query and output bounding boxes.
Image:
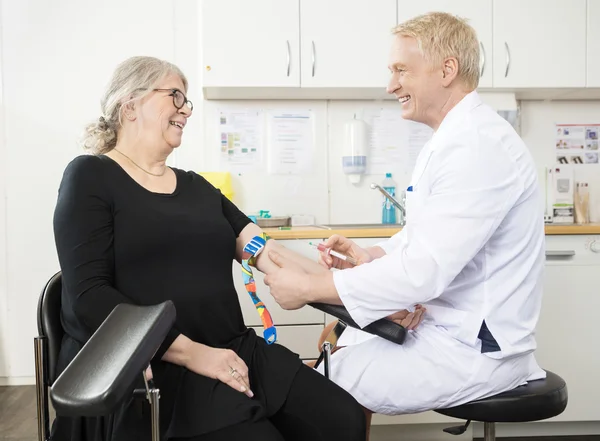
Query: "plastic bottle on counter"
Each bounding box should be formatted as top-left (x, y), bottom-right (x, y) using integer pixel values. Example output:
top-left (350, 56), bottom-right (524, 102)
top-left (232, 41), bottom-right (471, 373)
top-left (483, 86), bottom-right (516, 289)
top-left (382, 172), bottom-right (397, 224)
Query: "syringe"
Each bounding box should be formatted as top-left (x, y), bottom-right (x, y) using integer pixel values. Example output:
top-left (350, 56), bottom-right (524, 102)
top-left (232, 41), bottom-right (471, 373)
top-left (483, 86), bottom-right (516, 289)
top-left (309, 242), bottom-right (358, 266)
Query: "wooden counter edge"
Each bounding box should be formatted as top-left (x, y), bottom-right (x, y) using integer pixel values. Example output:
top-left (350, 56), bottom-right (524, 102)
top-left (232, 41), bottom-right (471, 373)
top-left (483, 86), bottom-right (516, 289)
top-left (263, 224), bottom-right (600, 240)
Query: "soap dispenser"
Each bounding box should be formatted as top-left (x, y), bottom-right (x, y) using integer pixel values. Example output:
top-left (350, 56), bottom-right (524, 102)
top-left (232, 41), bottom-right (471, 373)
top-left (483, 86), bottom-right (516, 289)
top-left (342, 115), bottom-right (368, 184)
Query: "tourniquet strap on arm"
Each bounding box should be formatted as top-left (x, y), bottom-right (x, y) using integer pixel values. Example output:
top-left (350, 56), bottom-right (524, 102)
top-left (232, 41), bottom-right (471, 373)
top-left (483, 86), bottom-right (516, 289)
top-left (242, 233), bottom-right (277, 344)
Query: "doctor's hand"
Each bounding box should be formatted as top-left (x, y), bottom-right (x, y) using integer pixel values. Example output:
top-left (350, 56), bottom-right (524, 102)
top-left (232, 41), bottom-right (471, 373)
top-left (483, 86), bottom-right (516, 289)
top-left (264, 250), bottom-right (310, 310)
top-left (319, 234), bottom-right (372, 270)
top-left (387, 305), bottom-right (426, 330)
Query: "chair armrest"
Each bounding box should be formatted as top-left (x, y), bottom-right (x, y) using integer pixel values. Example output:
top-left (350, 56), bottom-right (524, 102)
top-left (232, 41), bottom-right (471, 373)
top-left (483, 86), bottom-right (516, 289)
top-left (309, 303), bottom-right (407, 345)
top-left (50, 301), bottom-right (176, 416)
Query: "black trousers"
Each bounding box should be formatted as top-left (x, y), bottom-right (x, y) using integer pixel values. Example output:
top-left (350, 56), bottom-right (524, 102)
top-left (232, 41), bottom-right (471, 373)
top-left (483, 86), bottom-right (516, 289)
top-left (172, 363), bottom-right (367, 441)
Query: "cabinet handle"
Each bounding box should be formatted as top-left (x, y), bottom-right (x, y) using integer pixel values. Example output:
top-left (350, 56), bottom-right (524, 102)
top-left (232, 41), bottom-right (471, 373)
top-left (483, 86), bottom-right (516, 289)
top-left (504, 42), bottom-right (511, 78)
top-left (480, 41), bottom-right (486, 77)
top-left (286, 40), bottom-right (291, 77)
top-left (311, 41), bottom-right (316, 77)
top-left (545, 250), bottom-right (576, 257)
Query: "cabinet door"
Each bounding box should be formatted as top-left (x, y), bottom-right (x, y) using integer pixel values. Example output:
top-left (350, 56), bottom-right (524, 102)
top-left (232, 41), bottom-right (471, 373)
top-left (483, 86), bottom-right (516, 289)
top-left (300, 0), bottom-right (397, 88)
top-left (397, 0), bottom-right (493, 88)
top-left (492, 0), bottom-right (586, 88)
top-left (535, 260), bottom-right (600, 421)
top-left (201, 0), bottom-right (300, 87)
top-left (588, 0), bottom-right (600, 87)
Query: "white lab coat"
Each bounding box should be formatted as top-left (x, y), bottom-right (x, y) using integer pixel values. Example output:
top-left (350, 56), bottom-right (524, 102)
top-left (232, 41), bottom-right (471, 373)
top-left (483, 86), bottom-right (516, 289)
top-left (321, 91), bottom-right (547, 415)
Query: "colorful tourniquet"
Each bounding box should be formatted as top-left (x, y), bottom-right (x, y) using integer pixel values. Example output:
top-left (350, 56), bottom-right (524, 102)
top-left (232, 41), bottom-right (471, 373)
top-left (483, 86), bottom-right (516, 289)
top-left (242, 233), bottom-right (277, 344)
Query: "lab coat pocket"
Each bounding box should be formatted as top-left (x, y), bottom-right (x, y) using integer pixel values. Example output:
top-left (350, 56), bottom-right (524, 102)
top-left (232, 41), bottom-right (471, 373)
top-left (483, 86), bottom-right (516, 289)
top-left (423, 304), bottom-right (467, 332)
top-left (405, 188), bottom-right (415, 217)
top-left (404, 188), bottom-right (424, 222)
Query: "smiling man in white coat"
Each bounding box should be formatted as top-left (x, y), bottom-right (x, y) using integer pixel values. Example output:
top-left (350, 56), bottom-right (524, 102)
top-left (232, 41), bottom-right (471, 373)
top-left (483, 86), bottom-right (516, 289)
top-left (264, 11), bottom-right (547, 419)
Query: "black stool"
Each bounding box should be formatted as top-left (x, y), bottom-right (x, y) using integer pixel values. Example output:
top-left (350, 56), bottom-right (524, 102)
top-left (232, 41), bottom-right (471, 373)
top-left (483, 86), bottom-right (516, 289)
top-left (436, 370), bottom-right (568, 441)
top-left (309, 303), bottom-right (568, 441)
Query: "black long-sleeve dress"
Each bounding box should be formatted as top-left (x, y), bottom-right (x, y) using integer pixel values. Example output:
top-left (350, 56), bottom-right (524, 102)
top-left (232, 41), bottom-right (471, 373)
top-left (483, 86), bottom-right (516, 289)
top-left (51, 155), bottom-right (302, 441)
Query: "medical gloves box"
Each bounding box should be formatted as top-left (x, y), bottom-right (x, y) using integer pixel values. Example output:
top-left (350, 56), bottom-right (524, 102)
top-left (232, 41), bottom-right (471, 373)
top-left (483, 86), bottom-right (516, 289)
top-left (546, 167), bottom-right (574, 224)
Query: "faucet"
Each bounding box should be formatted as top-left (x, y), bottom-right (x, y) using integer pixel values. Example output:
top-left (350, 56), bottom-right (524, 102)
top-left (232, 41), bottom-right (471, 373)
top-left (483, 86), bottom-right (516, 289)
top-left (370, 183), bottom-right (406, 226)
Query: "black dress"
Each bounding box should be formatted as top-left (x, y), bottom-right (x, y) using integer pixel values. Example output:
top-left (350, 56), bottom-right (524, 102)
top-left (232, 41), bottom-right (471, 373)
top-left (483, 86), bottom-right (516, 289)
top-left (51, 155), bottom-right (302, 441)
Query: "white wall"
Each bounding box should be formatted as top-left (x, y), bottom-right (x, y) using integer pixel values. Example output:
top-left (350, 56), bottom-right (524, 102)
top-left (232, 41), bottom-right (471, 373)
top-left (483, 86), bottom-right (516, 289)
top-left (521, 100), bottom-right (600, 222)
top-left (1, 0), bottom-right (600, 382)
top-left (0, 0), bottom-right (190, 381)
top-left (0, 0), bottom-right (8, 378)
top-left (197, 98), bottom-right (600, 225)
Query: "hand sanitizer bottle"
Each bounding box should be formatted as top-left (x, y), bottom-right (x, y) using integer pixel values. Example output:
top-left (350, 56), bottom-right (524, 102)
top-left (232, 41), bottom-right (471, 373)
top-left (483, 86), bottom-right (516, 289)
top-left (382, 172), bottom-right (397, 224)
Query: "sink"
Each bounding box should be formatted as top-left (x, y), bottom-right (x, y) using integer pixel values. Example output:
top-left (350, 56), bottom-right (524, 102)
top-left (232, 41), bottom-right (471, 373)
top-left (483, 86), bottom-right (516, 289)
top-left (315, 223), bottom-right (402, 229)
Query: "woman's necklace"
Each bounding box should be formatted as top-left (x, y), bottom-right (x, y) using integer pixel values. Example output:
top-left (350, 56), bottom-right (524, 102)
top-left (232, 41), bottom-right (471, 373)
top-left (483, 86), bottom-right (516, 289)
top-left (113, 148), bottom-right (167, 177)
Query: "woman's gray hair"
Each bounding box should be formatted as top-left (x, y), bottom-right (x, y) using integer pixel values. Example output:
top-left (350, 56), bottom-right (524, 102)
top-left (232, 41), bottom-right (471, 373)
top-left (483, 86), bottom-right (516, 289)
top-left (81, 56), bottom-right (188, 155)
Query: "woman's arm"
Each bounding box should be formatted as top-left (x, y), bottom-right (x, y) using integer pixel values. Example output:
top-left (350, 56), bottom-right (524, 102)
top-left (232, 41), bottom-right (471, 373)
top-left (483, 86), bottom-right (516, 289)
top-left (236, 222), bottom-right (327, 275)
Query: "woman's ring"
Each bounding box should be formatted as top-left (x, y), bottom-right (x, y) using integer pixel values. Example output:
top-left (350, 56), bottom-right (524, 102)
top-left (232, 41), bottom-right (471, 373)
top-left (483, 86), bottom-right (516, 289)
top-left (229, 366), bottom-right (237, 376)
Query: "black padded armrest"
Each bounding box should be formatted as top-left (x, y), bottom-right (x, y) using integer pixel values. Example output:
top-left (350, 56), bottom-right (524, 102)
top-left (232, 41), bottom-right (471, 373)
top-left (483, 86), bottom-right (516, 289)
top-left (309, 303), bottom-right (407, 345)
top-left (50, 301), bottom-right (176, 416)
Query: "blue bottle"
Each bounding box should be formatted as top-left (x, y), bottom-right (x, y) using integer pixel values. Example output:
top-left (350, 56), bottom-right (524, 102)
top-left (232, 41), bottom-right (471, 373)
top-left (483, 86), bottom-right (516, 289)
top-left (382, 172), bottom-right (397, 224)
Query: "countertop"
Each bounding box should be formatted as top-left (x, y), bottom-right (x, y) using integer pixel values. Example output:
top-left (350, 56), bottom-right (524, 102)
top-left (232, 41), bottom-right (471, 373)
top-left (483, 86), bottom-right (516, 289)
top-left (263, 223), bottom-right (600, 240)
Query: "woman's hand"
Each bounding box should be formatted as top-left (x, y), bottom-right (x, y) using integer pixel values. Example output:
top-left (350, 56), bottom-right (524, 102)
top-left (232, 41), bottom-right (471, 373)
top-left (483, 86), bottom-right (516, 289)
top-left (318, 234), bottom-right (373, 270)
top-left (185, 343), bottom-right (254, 398)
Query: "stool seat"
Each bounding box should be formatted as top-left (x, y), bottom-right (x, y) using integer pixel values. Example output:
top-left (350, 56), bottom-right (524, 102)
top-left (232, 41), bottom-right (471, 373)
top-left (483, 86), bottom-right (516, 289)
top-left (436, 371), bottom-right (568, 423)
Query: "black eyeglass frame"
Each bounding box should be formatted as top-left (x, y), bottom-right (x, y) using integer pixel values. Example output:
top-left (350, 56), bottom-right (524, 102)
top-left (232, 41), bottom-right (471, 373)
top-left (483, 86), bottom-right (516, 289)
top-left (153, 88), bottom-right (193, 111)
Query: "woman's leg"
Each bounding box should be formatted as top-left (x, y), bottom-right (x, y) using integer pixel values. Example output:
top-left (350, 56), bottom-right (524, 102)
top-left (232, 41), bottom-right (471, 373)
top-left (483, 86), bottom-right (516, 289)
top-left (269, 363), bottom-right (367, 441)
top-left (170, 418), bottom-right (285, 441)
top-left (311, 320), bottom-right (373, 440)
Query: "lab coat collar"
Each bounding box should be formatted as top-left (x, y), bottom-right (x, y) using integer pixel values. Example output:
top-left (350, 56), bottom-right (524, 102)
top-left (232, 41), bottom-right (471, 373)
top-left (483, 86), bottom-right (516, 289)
top-left (429, 90), bottom-right (482, 152)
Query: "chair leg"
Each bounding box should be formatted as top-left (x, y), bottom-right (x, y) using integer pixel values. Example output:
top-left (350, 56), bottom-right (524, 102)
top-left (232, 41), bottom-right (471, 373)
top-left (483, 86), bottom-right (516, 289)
top-left (314, 320), bottom-right (348, 378)
top-left (148, 388), bottom-right (160, 441)
top-left (322, 342), bottom-right (332, 378)
top-left (34, 337), bottom-right (50, 441)
top-left (483, 422), bottom-right (496, 441)
top-left (143, 367), bottom-right (161, 441)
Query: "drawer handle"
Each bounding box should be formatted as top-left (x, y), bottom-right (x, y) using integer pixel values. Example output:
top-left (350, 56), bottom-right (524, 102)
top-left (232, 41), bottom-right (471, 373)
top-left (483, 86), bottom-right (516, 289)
top-left (286, 40), bottom-right (291, 77)
top-left (480, 41), bottom-right (486, 77)
top-left (546, 250), bottom-right (575, 257)
top-left (504, 42), bottom-right (511, 78)
top-left (311, 40), bottom-right (316, 77)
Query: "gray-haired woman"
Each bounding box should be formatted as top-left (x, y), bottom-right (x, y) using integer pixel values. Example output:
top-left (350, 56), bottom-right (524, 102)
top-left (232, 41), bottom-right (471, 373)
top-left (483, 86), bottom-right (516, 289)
top-left (52, 56), bottom-right (366, 441)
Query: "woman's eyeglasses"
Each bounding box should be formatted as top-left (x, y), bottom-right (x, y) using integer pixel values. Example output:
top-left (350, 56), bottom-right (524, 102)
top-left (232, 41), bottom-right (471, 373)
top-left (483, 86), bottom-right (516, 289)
top-left (154, 88), bottom-right (193, 111)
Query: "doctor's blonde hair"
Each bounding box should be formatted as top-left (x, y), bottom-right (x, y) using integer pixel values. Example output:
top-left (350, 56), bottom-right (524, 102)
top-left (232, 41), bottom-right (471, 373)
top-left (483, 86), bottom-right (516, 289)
top-left (393, 12), bottom-right (480, 90)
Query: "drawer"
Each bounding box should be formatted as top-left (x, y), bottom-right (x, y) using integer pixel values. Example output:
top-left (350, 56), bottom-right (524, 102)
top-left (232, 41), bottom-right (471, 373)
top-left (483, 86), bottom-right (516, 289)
top-left (251, 325), bottom-right (324, 359)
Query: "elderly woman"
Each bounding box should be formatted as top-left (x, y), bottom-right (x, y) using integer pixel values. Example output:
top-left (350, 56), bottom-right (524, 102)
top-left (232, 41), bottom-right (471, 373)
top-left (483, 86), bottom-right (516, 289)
top-left (52, 56), bottom-right (366, 441)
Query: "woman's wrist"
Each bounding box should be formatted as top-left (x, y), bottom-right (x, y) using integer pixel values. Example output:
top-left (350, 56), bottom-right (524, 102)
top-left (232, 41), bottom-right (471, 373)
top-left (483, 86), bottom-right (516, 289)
top-left (162, 334), bottom-right (195, 368)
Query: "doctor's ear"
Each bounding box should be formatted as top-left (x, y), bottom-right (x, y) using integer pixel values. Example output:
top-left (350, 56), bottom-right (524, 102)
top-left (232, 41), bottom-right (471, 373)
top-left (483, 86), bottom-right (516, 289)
top-left (441, 57), bottom-right (459, 86)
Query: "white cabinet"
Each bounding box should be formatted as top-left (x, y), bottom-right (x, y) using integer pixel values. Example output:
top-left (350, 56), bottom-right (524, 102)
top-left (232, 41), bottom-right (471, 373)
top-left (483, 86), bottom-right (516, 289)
top-left (534, 235), bottom-right (600, 422)
top-left (588, 0), bottom-right (600, 87)
top-left (300, 0), bottom-right (396, 88)
top-left (201, 0), bottom-right (300, 88)
top-left (397, 0), bottom-right (493, 88)
top-left (251, 325), bottom-right (324, 360)
top-left (200, 0), bottom-right (596, 98)
top-left (492, 0), bottom-right (586, 88)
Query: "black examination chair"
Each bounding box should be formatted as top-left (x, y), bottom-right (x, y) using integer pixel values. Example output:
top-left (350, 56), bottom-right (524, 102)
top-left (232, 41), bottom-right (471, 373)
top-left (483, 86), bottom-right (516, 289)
top-left (34, 271), bottom-right (175, 441)
top-left (309, 303), bottom-right (569, 441)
